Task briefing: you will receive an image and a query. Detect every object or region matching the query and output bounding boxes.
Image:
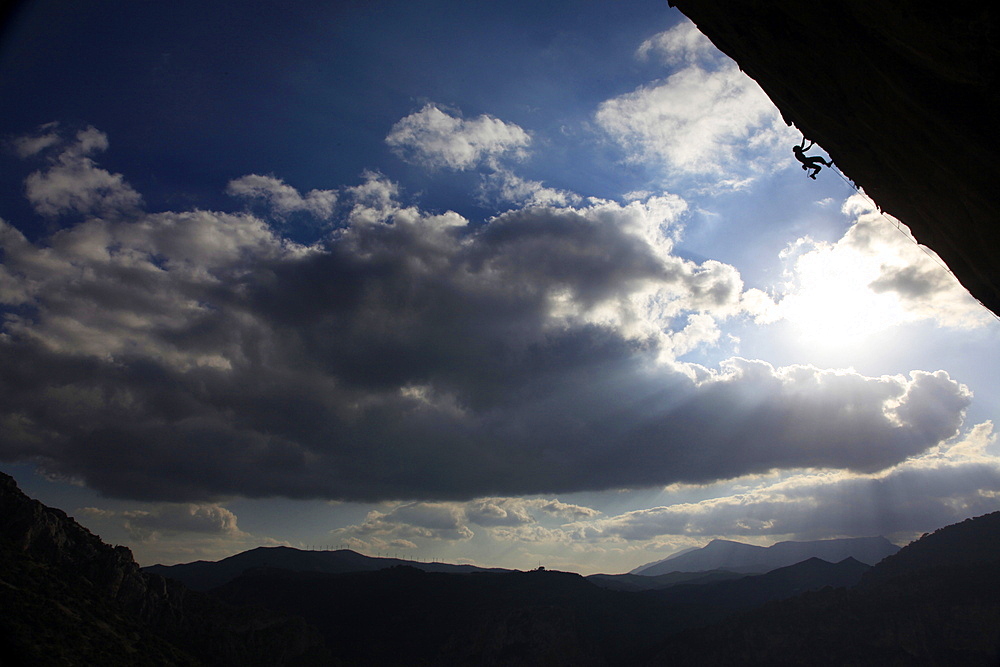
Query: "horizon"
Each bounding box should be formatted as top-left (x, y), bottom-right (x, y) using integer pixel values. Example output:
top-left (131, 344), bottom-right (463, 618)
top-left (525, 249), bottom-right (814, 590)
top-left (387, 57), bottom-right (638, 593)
top-left (143, 532), bottom-right (903, 574)
top-left (2, 0), bottom-right (999, 576)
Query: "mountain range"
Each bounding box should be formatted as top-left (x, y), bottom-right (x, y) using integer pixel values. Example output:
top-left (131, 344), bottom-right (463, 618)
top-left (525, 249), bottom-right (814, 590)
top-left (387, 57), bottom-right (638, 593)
top-left (144, 545), bottom-right (509, 591)
top-left (145, 533), bottom-right (900, 594)
top-left (3, 470), bottom-right (1000, 664)
top-left (631, 535), bottom-right (900, 576)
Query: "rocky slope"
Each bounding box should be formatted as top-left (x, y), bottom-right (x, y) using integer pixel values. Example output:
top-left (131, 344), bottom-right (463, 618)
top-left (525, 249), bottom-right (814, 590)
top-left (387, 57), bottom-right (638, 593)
top-left (668, 0), bottom-right (1000, 316)
top-left (0, 472), bottom-right (329, 666)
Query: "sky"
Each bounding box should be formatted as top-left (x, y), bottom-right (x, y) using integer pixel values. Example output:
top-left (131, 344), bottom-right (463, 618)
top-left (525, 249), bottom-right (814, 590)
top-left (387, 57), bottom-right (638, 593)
top-left (2, 0), bottom-right (999, 575)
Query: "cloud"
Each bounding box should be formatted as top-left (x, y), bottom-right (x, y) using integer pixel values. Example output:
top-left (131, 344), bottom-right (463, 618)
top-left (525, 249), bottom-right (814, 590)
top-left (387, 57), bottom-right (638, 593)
top-left (575, 421), bottom-right (1000, 543)
top-left (10, 121), bottom-right (62, 158)
top-left (226, 174), bottom-right (337, 219)
top-left (122, 503), bottom-right (244, 541)
top-left (465, 497), bottom-right (600, 527)
top-left (20, 124), bottom-right (143, 217)
top-left (771, 195), bottom-right (991, 334)
top-left (386, 104), bottom-right (531, 170)
top-left (479, 166), bottom-right (581, 208)
top-left (386, 104), bottom-right (574, 209)
top-left (0, 130), bottom-right (978, 503)
top-left (73, 500), bottom-right (285, 564)
top-left (331, 496), bottom-right (600, 548)
top-left (635, 20), bottom-right (719, 66)
top-left (343, 503), bottom-right (475, 542)
top-left (596, 21), bottom-right (797, 185)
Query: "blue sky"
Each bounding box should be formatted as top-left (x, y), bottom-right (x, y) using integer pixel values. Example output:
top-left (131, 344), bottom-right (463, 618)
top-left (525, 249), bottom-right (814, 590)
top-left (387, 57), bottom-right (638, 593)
top-left (2, 0), bottom-right (999, 574)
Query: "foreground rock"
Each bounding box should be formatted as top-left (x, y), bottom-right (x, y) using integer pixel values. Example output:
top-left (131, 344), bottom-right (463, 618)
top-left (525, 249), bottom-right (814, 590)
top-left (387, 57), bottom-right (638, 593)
top-left (0, 472), bottom-right (329, 666)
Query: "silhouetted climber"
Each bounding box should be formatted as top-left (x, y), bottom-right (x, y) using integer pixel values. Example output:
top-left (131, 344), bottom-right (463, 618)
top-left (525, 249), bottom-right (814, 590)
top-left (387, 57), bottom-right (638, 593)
top-left (793, 139), bottom-right (831, 179)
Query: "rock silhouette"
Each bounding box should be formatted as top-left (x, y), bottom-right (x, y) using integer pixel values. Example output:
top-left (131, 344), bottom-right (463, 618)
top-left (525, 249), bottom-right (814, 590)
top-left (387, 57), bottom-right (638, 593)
top-left (4, 471), bottom-right (999, 664)
top-left (668, 0), bottom-right (1000, 316)
top-left (0, 472), bottom-right (329, 666)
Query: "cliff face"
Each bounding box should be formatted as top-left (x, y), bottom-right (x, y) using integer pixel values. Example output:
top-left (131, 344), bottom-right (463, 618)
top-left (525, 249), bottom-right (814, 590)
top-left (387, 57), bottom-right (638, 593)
top-left (668, 0), bottom-right (1000, 316)
top-left (0, 472), bottom-right (329, 666)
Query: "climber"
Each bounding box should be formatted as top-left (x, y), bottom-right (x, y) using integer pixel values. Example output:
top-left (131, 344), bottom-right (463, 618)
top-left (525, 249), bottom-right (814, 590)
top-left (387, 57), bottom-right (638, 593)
top-left (792, 139), bottom-right (832, 179)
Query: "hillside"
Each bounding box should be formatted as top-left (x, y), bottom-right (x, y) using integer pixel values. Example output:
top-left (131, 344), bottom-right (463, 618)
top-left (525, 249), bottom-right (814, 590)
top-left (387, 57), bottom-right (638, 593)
top-left (210, 556), bottom-right (873, 665)
top-left (651, 512), bottom-right (1000, 665)
top-left (0, 472), bottom-right (329, 666)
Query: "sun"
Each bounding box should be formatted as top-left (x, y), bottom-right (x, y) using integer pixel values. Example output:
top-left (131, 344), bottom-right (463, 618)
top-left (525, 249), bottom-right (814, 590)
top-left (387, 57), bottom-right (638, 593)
top-left (777, 243), bottom-right (909, 350)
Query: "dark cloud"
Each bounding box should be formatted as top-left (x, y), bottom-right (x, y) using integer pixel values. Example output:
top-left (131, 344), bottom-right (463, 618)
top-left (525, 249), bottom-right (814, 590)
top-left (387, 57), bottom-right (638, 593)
top-left (583, 423), bottom-right (1000, 542)
top-left (869, 264), bottom-right (950, 299)
top-left (0, 135), bottom-right (976, 503)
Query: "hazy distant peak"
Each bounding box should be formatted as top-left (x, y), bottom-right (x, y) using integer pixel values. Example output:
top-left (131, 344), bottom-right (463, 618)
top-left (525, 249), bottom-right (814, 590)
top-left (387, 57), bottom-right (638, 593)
top-left (631, 536), bottom-right (899, 576)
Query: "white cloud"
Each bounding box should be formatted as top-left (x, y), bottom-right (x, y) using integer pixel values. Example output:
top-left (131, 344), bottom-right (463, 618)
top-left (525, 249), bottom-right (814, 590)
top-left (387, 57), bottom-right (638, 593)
top-left (226, 174), bottom-right (337, 219)
top-left (386, 104), bottom-right (531, 170)
top-left (22, 125), bottom-right (143, 217)
top-left (480, 166), bottom-right (581, 208)
top-left (636, 20), bottom-right (718, 66)
top-left (597, 22), bottom-right (797, 185)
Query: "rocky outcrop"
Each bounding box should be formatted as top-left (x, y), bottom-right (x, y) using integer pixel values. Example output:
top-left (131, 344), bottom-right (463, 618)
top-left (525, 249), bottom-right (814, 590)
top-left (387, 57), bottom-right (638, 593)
top-left (0, 472), bottom-right (330, 666)
top-left (668, 0), bottom-right (1000, 316)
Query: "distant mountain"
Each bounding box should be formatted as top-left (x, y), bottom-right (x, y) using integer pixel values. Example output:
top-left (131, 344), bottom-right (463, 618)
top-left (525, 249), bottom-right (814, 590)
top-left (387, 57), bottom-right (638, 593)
top-left (144, 545), bottom-right (509, 591)
top-left (0, 472), bottom-right (329, 666)
top-left (650, 512), bottom-right (1000, 665)
top-left (632, 539), bottom-right (763, 574)
top-left (632, 536), bottom-right (899, 576)
top-left (5, 470), bottom-right (996, 665)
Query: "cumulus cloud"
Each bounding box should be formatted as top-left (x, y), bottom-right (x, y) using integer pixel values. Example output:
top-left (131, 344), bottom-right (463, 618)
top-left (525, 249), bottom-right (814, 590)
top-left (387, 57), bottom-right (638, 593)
top-left (73, 501), bottom-right (284, 564)
top-left (20, 124), bottom-right (143, 217)
top-left (122, 503), bottom-right (244, 541)
top-left (386, 104), bottom-right (531, 170)
top-left (331, 496), bottom-right (600, 548)
top-left (341, 503), bottom-right (475, 542)
top-left (0, 129), bottom-right (978, 504)
top-left (226, 174), bottom-right (337, 219)
top-left (386, 104), bottom-right (575, 209)
top-left (597, 21), bottom-right (797, 185)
